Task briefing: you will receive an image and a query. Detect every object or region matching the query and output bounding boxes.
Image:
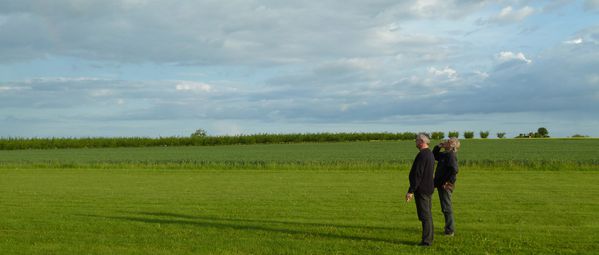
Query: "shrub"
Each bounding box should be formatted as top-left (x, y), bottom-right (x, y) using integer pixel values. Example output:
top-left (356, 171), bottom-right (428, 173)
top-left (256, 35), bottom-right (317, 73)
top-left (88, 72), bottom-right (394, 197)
top-left (431, 132), bottom-right (445, 140)
top-left (448, 131), bottom-right (459, 138)
top-left (191, 129), bottom-right (207, 137)
top-left (480, 131), bottom-right (490, 139)
top-left (497, 132), bottom-right (506, 139)
top-left (571, 134), bottom-right (589, 138)
top-left (538, 127), bottom-right (549, 138)
top-left (464, 131), bottom-right (474, 139)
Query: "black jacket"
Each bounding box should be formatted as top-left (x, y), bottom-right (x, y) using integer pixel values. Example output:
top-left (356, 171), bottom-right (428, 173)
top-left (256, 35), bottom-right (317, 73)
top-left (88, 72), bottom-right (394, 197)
top-left (408, 148), bottom-right (435, 195)
top-left (433, 145), bottom-right (458, 187)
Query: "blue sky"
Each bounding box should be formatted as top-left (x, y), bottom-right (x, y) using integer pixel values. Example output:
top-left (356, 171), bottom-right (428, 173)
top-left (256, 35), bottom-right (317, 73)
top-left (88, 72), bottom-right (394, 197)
top-left (1, 0), bottom-right (598, 138)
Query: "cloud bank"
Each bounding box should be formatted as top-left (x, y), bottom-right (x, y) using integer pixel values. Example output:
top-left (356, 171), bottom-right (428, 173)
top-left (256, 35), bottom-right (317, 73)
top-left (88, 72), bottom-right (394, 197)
top-left (0, 1), bottom-right (598, 137)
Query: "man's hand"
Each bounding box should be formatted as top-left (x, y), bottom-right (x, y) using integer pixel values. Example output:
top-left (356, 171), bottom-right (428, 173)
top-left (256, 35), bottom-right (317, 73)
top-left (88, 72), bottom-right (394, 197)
top-left (406, 192), bottom-right (414, 202)
top-left (443, 182), bottom-right (454, 192)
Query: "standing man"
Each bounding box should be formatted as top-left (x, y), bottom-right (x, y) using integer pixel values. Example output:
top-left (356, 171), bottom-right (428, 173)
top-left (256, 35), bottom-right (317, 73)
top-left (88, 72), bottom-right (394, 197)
top-left (433, 138), bottom-right (460, 236)
top-left (406, 133), bottom-right (435, 246)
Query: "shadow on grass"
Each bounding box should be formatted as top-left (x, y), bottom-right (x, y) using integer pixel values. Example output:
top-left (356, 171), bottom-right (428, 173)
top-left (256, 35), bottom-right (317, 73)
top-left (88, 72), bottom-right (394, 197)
top-left (138, 211), bottom-right (401, 231)
top-left (81, 212), bottom-right (416, 246)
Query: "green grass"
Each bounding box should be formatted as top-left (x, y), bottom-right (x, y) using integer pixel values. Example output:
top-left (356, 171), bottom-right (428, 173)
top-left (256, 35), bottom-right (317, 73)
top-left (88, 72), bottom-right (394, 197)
top-left (0, 168), bottom-right (597, 254)
top-left (0, 139), bottom-right (598, 254)
top-left (1, 139), bottom-right (598, 168)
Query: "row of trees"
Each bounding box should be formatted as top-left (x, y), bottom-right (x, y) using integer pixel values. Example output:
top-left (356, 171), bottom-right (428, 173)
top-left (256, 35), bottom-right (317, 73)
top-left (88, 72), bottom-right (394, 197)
top-left (430, 127), bottom-right (550, 139)
top-left (0, 128), bottom-right (555, 150)
top-left (430, 131), bottom-right (504, 139)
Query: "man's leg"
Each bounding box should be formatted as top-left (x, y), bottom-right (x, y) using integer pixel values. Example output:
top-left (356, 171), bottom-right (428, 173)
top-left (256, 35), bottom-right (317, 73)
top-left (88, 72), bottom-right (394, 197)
top-left (415, 192), bottom-right (434, 245)
top-left (438, 187), bottom-right (455, 234)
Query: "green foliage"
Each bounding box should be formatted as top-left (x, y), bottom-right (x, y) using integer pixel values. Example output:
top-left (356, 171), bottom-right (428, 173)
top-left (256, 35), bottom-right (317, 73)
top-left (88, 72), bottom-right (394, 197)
top-left (464, 131), bottom-right (474, 139)
top-left (0, 132), bottom-right (419, 150)
top-left (448, 131), bottom-right (459, 138)
top-left (431, 131), bottom-right (445, 140)
top-left (479, 131), bottom-right (490, 139)
top-left (191, 128), bottom-right (207, 137)
top-left (515, 127), bottom-right (550, 138)
top-left (497, 132), bottom-right (506, 138)
top-left (571, 134), bottom-right (589, 138)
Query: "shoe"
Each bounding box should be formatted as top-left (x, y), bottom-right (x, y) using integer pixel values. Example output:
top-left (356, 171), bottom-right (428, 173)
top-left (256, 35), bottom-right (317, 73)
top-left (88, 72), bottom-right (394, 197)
top-left (445, 232), bottom-right (454, 237)
top-left (418, 242), bottom-right (432, 247)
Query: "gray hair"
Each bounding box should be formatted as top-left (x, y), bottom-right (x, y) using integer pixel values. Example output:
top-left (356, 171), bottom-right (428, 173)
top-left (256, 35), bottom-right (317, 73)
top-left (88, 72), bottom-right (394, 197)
top-left (416, 133), bottom-right (430, 144)
top-left (446, 137), bottom-right (461, 152)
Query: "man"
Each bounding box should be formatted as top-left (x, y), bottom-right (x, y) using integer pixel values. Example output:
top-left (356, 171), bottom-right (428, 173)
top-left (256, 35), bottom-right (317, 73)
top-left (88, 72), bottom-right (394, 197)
top-left (406, 133), bottom-right (435, 246)
top-left (433, 138), bottom-right (460, 236)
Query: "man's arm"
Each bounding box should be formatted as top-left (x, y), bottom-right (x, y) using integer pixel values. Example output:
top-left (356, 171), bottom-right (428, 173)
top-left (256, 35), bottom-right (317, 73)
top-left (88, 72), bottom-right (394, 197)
top-left (407, 152), bottom-right (423, 194)
top-left (432, 145), bottom-right (442, 160)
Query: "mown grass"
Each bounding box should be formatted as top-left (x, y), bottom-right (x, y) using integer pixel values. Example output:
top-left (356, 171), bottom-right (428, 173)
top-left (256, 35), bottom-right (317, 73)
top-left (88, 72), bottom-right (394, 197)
top-left (0, 139), bottom-right (597, 254)
top-left (0, 169), bottom-right (597, 254)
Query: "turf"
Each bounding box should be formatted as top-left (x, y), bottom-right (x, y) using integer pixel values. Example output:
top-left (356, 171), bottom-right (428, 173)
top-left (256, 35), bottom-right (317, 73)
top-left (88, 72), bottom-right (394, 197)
top-left (1, 168), bottom-right (598, 254)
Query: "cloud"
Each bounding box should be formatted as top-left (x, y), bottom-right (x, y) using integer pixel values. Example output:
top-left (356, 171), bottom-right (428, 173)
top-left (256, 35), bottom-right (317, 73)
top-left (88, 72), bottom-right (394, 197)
top-left (496, 51), bottom-right (532, 64)
top-left (0, 1), bottom-right (492, 65)
top-left (479, 5), bottom-right (535, 25)
top-left (564, 37), bottom-right (583, 44)
top-left (378, 0), bottom-right (490, 20)
top-left (585, 0), bottom-right (599, 11)
top-left (429, 66), bottom-right (458, 81)
top-left (1, 2), bottom-right (598, 137)
top-left (175, 81), bottom-right (213, 92)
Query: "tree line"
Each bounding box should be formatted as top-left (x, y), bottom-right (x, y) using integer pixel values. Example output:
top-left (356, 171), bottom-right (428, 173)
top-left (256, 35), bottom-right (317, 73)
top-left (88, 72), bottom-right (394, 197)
top-left (0, 132), bottom-right (417, 150)
top-left (0, 127), bottom-right (554, 150)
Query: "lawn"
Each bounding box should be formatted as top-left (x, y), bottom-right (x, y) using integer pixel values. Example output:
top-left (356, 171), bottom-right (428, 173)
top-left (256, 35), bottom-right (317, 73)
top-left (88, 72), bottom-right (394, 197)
top-left (0, 139), bottom-right (598, 254)
top-left (0, 168), bottom-right (598, 254)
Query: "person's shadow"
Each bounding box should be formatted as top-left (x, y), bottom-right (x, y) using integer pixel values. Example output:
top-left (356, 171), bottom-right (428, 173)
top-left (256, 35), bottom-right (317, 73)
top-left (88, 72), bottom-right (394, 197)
top-left (82, 211), bottom-right (416, 246)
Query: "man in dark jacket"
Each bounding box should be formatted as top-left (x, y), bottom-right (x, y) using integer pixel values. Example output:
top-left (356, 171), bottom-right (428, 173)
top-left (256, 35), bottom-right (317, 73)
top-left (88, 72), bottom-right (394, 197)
top-left (433, 137), bottom-right (460, 236)
top-left (406, 133), bottom-right (435, 246)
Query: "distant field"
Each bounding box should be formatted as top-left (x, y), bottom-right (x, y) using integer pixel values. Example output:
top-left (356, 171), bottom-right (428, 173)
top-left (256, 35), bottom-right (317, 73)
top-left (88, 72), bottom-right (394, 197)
top-left (1, 139), bottom-right (598, 170)
top-left (0, 139), bottom-right (598, 254)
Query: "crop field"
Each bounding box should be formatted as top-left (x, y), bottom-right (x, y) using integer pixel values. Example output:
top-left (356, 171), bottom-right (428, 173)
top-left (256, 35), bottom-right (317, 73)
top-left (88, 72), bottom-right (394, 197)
top-left (1, 139), bottom-right (598, 254)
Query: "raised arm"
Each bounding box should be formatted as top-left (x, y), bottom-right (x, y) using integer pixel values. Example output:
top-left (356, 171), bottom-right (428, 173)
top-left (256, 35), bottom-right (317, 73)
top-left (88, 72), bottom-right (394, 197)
top-left (433, 145), bottom-right (442, 161)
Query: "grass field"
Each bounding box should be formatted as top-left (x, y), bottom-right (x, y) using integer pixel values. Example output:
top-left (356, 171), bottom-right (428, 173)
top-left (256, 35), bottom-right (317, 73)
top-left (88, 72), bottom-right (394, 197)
top-left (1, 139), bottom-right (598, 254)
top-left (1, 139), bottom-right (598, 169)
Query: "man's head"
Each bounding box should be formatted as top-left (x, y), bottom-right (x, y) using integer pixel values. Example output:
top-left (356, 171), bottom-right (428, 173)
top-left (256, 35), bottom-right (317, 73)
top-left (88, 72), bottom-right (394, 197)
top-left (415, 133), bottom-right (430, 150)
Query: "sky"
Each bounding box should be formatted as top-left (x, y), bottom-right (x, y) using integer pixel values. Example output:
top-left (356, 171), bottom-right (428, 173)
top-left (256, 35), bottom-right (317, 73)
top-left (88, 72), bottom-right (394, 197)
top-left (1, 0), bottom-right (598, 138)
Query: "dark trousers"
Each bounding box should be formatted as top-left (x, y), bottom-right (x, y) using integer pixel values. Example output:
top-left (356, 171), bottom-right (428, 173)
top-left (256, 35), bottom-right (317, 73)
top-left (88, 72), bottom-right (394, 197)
top-left (415, 192), bottom-right (433, 245)
top-left (437, 187), bottom-right (455, 234)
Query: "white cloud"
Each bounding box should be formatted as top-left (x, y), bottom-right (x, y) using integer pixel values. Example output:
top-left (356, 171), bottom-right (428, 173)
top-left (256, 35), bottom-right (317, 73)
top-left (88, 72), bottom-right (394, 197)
top-left (175, 81), bottom-right (213, 92)
top-left (24, 77), bottom-right (106, 84)
top-left (474, 70), bottom-right (490, 79)
top-left (429, 66), bottom-right (458, 80)
top-left (482, 5), bottom-right (535, 24)
top-left (564, 37), bottom-right (583, 44)
top-left (0, 85), bottom-right (31, 92)
top-left (90, 89), bottom-right (113, 97)
top-left (496, 51), bottom-right (532, 64)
